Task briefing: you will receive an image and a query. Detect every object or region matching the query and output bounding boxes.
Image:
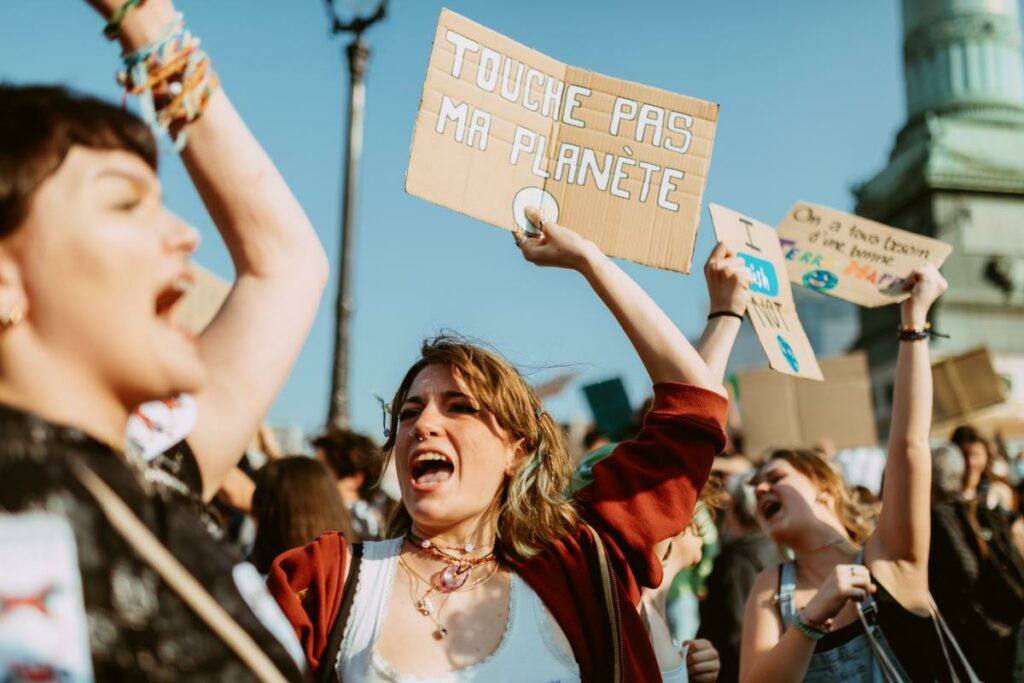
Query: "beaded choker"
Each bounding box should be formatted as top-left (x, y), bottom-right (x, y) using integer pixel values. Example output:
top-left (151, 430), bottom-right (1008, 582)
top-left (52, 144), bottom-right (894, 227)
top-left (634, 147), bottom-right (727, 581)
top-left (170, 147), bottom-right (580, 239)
top-left (407, 531), bottom-right (496, 591)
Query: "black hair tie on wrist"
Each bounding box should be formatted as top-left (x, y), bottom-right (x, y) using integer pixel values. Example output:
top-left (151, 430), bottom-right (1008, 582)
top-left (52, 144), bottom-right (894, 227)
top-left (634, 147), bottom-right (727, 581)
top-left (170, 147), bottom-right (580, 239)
top-left (707, 311), bottom-right (744, 321)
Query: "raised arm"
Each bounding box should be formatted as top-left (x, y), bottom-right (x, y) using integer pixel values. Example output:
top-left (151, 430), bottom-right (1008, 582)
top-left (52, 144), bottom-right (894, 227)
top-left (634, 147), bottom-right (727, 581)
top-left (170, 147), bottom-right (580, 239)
top-left (95, 0), bottom-right (329, 500)
top-left (516, 208), bottom-right (723, 394)
top-left (516, 210), bottom-right (727, 597)
top-left (696, 242), bottom-right (752, 382)
top-left (870, 264), bottom-right (947, 565)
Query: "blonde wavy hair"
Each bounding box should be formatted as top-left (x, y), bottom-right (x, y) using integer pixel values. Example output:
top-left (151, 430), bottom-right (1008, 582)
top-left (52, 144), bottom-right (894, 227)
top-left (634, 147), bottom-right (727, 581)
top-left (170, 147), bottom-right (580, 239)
top-left (757, 448), bottom-right (876, 546)
top-left (382, 337), bottom-right (578, 562)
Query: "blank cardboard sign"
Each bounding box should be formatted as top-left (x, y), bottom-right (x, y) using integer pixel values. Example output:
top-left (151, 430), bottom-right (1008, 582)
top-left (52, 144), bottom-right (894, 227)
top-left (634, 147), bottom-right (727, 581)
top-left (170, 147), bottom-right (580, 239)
top-left (738, 352), bottom-right (877, 458)
top-left (776, 202), bottom-right (953, 307)
top-left (932, 347), bottom-right (1007, 424)
top-left (172, 264), bottom-right (230, 335)
top-left (583, 377), bottom-right (634, 440)
top-left (406, 9), bottom-right (718, 274)
top-left (709, 203), bottom-right (823, 380)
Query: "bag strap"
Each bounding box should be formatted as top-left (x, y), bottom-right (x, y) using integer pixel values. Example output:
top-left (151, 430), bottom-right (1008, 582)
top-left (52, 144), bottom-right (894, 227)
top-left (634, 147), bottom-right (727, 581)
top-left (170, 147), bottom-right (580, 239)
top-left (854, 600), bottom-right (908, 683)
top-left (71, 463), bottom-right (289, 683)
top-left (315, 541), bottom-right (364, 683)
top-left (928, 594), bottom-right (982, 683)
top-left (580, 520), bottom-right (622, 683)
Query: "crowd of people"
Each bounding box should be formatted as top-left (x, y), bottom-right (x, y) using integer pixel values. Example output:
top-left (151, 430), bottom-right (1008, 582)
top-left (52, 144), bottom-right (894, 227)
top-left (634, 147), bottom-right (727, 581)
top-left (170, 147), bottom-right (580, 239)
top-left (2, 1), bottom-right (1024, 681)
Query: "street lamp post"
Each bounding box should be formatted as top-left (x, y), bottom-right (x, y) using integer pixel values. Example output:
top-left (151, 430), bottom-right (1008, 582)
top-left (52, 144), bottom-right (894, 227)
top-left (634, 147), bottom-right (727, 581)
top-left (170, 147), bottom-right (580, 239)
top-left (323, 0), bottom-right (387, 430)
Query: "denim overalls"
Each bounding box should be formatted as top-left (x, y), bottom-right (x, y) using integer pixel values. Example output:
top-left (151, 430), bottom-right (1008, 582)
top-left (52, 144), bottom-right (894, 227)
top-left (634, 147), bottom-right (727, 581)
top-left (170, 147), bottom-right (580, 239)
top-left (776, 555), bottom-right (910, 682)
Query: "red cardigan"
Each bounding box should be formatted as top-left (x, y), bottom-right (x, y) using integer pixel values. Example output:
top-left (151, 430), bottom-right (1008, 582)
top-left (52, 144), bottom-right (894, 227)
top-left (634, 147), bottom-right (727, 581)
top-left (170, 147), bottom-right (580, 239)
top-left (267, 382), bottom-right (727, 681)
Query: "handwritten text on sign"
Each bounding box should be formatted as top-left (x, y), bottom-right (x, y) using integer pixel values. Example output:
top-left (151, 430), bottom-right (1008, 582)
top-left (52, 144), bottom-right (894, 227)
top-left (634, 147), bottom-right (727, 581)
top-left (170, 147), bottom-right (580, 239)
top-left (776, 202), bottom-right (953, 308)
top-left (406, 10), bottom-right (718, 273)
top-left (709, 203), bottom-right (823, 381)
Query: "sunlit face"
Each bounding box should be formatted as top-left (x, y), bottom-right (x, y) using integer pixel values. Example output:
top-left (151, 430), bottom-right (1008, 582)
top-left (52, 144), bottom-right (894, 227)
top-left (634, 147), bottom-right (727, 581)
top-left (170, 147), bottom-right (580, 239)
top-left (3, 146), bottom-right (204, 408)
top-left (394, 364), bottom-right (523, 535)
top-left (753, 458), bottom-right (835, 544)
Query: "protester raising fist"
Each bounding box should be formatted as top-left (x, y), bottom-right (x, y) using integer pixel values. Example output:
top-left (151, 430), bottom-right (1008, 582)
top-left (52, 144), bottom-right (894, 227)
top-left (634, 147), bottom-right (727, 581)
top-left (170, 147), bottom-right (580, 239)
top-left (739, 264), bottom-right (955, 683)
top-left (0, 0), bottom-right (325, 679)
top-left (698, 242), bottom-right (754, 382)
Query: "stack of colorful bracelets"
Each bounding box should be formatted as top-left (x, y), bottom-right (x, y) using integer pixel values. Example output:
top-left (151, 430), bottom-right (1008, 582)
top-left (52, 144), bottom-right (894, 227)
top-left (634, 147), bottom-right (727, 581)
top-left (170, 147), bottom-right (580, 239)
top-left (107, 2), bottom-right (219, 150)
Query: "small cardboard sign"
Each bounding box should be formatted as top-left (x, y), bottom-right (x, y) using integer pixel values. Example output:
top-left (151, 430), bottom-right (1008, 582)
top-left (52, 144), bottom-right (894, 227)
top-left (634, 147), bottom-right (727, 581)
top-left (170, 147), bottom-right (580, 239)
top-left (776, 202), bottom-right (953, 307)
top-left (406, 9), bottom-right (719, 274)
top-left (738, 352), bottom-right (877, 458)
top-left (932, 347), bottom-right (1007, 425)
top-left (173, 263), bottom-right (231, 335)
top-left (708, 204), bottom-right (823, 380)
top-left (582, 377), bottom-right (634, 440)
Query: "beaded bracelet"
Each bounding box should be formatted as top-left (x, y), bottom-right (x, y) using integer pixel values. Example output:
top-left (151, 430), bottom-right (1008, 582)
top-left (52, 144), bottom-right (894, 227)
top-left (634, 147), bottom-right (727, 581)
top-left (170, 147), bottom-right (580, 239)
top-left (896, 321), bottom-right (949, 342)
top-left (793, 614), bottom-right (827, 641)
top-left (797, 608), bottom-right (832, 634)
top-left (104, 0), bottom-right (147, 40)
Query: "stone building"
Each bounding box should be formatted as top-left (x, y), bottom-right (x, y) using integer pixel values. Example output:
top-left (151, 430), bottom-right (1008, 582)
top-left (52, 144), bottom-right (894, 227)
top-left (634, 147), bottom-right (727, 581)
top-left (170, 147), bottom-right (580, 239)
top-left (854, 0), bottom-right (1024, 424)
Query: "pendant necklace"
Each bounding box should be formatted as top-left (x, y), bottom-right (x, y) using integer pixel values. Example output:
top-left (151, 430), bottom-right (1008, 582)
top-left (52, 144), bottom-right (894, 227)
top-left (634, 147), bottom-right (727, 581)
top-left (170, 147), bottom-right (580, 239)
top-left (398, 554), bottom-right (500, 640)
top-left (407, 531), bottom-right (497, 591)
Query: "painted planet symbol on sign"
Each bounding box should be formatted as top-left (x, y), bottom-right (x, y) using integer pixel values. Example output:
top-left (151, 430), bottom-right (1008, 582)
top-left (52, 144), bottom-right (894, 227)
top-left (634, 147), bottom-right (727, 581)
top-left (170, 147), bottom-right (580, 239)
top-left (803, 269), bottom-right (838, 292)
top-left (776, 335), bottom-right (800, 373)
top-left (512, 187), bottom-right (559, 234)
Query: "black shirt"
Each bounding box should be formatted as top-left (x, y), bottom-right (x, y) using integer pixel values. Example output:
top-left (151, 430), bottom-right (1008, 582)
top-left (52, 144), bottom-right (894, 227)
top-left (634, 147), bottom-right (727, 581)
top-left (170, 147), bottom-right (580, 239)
top-left (0, 402), bottom-right (306, 682)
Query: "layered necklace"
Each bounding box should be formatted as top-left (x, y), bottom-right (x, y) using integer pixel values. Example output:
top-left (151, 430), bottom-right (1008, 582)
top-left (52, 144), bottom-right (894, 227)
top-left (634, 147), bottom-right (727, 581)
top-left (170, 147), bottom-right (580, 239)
top-left (402, 531), bottom-right (499, 640)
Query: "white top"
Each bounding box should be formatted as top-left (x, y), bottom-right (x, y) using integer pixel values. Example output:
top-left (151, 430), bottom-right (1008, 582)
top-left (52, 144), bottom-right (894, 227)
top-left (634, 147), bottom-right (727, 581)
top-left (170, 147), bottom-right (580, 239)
top-left (337, 538), bottom-right (581, 682)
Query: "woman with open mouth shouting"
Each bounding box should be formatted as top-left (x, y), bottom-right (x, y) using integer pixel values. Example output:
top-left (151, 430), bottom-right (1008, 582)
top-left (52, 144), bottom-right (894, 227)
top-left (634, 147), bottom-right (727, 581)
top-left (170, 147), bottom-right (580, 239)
top-left (268, 207), bottom-right (729, 682)
top-left (0, 0), bottom-right (326, 679)
top-left (739, 265), bottom-right (969, 682)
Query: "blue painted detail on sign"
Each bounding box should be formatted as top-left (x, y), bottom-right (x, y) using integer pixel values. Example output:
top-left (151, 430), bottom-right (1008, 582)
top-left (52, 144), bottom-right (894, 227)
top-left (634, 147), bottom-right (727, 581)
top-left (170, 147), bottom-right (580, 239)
top-left (776, 335), bottom-right (800, 373)
top-left (738, 253), bottom-right (780, 297)
top-left (803, 269), bottom-right (838, 292)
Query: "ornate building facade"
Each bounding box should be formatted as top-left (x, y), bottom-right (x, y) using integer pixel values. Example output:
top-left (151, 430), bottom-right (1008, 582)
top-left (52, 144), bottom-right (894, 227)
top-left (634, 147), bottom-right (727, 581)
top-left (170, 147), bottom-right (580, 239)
top-left (854, 0), bottom-right (1024, 422)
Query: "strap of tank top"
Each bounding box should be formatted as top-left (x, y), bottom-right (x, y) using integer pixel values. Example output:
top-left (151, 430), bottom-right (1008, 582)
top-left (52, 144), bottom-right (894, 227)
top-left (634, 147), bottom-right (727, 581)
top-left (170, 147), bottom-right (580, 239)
top-left (775, 561), bottom-right (797, 626)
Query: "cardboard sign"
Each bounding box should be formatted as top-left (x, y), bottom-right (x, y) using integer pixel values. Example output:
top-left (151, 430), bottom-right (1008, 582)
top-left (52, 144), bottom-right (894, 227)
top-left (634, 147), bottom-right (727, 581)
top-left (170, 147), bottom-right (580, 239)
top-left (738, 352), bottom-right (877, 458)
top-left (583, 377), bottom-right (634, 440)
top-left (406, 9), bottom-right (718, 273)
top-left (776, 202), bottom-right (953, 307)
top-left (708, 204), bottom-right (823, 380)
top-left (173, 263), bottom-right (231, 335)
top-left (932, 347), bottom-right (1007, 425)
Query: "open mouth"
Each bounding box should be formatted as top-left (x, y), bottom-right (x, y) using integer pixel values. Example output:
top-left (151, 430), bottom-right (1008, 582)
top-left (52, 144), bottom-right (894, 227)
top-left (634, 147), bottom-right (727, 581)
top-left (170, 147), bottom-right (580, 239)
top-left (154, 275), bottom-right (193, 320)
top-left (410, 451), bottom-right (454, 486)
top-left (760, 500), bottom-right (782, 520)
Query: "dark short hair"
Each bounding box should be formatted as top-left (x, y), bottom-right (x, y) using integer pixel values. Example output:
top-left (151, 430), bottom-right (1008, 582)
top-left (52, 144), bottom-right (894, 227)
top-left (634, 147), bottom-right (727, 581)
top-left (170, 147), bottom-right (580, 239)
top-left (951, 424), bottom-right (984, 450)
top-left (0, 84), bottom-right (157, 237)
top-left (312, 428), bottom-right (381, 499)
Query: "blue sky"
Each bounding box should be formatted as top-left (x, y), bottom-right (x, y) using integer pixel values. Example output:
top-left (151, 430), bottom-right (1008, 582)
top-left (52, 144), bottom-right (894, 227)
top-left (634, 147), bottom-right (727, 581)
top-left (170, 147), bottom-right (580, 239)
top-left (2, 1), bottom-right (913, 440)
